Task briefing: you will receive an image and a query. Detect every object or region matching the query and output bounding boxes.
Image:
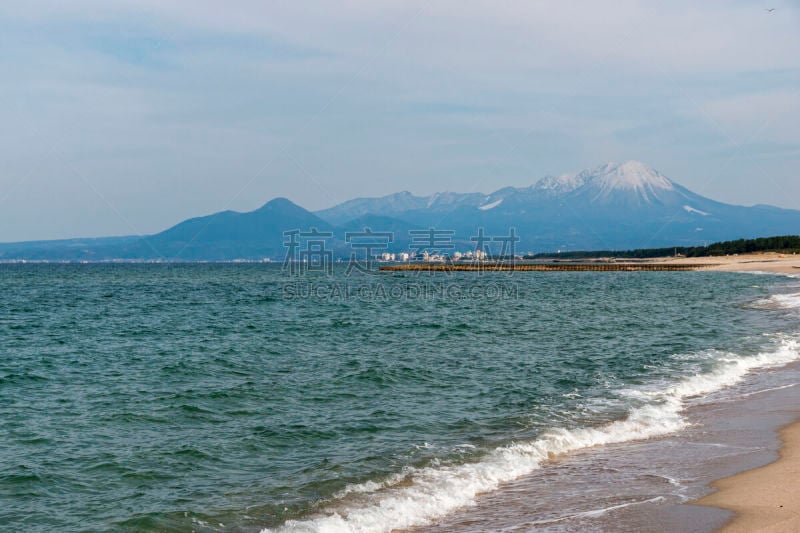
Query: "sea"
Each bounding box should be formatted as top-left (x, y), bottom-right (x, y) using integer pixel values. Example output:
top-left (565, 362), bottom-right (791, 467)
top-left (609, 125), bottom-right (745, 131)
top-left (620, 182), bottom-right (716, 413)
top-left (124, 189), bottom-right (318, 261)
top-left (1, 264), bottom-right (799, 532)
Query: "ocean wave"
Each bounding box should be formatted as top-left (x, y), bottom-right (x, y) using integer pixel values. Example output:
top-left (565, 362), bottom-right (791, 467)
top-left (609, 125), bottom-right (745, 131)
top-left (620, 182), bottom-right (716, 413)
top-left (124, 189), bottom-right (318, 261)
top-left (752, 292), bottom-right (800, 310)
top-left (262, 339), bottom-right (800, 533)
top-left (734, 270), bottom-right (800, 279)
top-left (263, 337), bottom-right (800, 533)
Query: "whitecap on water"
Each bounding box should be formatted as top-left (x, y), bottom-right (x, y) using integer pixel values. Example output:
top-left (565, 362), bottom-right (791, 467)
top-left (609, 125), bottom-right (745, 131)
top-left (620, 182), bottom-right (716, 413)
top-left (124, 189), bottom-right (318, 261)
top-left (751, 292), bottom-right (800, 310)
top-left (264, 337), bottom-right (800, 533)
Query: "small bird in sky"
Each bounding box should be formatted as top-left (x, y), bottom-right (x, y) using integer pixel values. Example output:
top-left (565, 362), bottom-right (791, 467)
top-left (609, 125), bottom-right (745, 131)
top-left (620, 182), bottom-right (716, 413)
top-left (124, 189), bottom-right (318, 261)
top-left (766, 8), bottom-right (776, 12)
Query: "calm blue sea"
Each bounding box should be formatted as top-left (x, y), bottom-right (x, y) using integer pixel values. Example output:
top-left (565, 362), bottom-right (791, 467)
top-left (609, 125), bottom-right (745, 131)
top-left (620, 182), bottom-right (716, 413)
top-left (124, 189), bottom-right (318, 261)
top-left (1, 264), bottom-right (799, 532)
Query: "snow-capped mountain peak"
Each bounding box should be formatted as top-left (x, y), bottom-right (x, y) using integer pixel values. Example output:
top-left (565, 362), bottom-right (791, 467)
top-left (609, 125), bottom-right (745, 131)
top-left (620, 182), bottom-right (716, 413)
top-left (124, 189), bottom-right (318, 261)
top-left (534, 173), bottom-right (587, 194)
top-left (573, 160), bottom-right (679, 205)
top-left (316, 160), bottom-right (702, 223)
top-left (587, 160), bottom-right (674, 193)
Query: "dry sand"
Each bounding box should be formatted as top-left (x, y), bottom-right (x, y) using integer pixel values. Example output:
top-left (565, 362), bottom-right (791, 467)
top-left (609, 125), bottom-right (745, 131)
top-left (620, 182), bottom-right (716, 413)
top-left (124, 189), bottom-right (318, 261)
top-left (658, 252), bottom-right (800, 274)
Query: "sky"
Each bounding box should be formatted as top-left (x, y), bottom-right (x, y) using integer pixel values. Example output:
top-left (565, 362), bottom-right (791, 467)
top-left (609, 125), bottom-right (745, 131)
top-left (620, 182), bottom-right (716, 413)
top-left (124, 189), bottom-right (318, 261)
top-left (0, 0), bottom-right (799, 242)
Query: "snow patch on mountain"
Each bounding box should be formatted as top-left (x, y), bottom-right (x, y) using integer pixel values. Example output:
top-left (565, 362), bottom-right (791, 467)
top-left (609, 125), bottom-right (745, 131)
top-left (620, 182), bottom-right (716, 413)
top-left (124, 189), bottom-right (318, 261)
top-left (683, 205), bottom-right (710, 216)
top-left (534, 173), bottom-right (586, 194)
top-left (425, 191), bottom-right (482, 208)
top-left (478, 198), bottom-right (503, 210)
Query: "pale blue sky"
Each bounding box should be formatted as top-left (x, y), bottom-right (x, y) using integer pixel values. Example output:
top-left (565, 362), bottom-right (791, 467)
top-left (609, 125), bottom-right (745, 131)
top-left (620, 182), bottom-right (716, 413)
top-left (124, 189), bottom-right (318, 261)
top-left (1, 0), bottom-right (799, 241)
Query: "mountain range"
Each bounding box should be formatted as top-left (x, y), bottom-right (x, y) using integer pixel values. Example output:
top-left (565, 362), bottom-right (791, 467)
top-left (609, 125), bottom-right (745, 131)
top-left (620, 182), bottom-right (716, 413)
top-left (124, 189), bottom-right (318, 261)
top-left (2, 161), bottom-right (799, 261)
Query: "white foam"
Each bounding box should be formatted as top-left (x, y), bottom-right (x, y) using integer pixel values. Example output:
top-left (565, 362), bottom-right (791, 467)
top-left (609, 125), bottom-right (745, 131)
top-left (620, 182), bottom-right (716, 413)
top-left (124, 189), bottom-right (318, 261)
top-left (264, 338), bottom-right (799, 533)
top-left (734, 270), bottom-right (800, 280)
top-left (769, 293), bottom-right (800, 309)
top-left (753, 292), bottom-right (800, 310)
top-left (711, 383), bottom-right (799, 403)
top-left (740, 383), bottom-right (798, 397)
top-left (528, 495), bottom-right (666, 525)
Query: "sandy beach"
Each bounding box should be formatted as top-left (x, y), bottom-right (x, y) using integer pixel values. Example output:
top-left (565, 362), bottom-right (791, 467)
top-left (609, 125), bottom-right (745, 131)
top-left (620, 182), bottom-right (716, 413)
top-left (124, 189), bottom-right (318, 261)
top-left (684, 253), bottom-right (800, 532)
top-left (694, 422), bottom-right (800, 532)
top-left (659, 252), bottom-right (800, 275)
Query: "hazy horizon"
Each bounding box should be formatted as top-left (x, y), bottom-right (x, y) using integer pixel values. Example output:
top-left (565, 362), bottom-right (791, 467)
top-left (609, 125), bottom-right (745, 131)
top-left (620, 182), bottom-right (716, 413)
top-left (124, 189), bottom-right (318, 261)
top-left (1, 1), bottom-right (799, 241)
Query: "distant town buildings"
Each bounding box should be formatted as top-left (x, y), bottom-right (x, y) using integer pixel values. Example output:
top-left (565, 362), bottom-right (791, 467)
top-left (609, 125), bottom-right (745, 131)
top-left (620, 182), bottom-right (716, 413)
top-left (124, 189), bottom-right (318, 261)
top-left (370, 248), bottom-right (499, 263)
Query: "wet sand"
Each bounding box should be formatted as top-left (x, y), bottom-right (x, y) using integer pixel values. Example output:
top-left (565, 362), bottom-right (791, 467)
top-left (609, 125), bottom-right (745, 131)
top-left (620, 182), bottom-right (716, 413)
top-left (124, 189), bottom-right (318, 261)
top-left (662, 254), bottom-right (800, 532)
top-left (694, 422), bottom-right (800, 532)
top-left (413, 361), bottom-right (800, 533)
top-left (656, 253), bottom-right (800, 532)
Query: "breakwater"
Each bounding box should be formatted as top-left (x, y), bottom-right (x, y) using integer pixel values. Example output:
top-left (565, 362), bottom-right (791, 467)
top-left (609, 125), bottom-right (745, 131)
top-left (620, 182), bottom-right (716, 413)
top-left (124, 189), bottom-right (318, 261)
top-left (379, 262), bottom-right (715, 272)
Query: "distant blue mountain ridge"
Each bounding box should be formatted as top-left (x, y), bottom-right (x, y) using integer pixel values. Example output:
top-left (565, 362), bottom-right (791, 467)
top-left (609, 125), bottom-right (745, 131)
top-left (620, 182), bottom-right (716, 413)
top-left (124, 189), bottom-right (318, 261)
top-left (2, 161), bottom-right (799, 261)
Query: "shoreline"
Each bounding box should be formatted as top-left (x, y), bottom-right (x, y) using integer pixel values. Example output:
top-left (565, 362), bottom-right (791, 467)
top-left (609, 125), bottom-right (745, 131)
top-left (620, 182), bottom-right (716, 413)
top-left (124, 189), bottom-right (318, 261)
top-left (413, 261), bottom-right (800, 533)
top-left (679, 255), bottom-right (800, 532)
top-left (377, 252), bottom-right (800, 273)
top-left (693, 421), bottom-right (800, 532)
top-left (658, 255), bottom-right (800, 532)
top-left (660, 252), bottom-right (800, 275)
top-left (380, 262), bottom-right (715, 271)
top-left (415, 358), bottom-right (800, 533)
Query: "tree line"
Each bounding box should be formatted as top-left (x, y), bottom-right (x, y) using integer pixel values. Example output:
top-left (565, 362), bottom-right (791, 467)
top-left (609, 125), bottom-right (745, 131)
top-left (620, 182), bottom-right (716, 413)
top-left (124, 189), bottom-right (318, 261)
top-left (529, 235), bottom-right (800, 259)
